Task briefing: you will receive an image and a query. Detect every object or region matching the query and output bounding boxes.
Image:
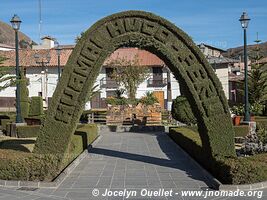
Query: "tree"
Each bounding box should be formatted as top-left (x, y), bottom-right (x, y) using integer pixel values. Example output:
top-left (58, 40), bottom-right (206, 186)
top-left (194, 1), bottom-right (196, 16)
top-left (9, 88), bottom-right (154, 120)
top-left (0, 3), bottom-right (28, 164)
top-left (248, 41), bottom-right (267, 105)
top-left (107, 54), bottom-right (149, 100)
top-left (75, 31), bottom-right (85, 43)
top-left (0, 56), bottom-right (15, 91)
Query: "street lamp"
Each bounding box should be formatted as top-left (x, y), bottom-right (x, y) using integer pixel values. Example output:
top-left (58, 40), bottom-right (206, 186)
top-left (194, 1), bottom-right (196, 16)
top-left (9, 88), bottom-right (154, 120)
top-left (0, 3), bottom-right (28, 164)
top-left (34, 52), bottom-right (51, 106)
top-left (239, 12), bottom-right (250, 122)
top-left (10, 14), bottom-right (22, 123)
top-left (54, 41), bottom-right (62, 81)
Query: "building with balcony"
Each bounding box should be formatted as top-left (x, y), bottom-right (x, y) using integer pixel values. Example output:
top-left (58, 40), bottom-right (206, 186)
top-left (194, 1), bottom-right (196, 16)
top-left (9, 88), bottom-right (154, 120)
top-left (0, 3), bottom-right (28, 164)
top-left (0, 44), bottom-right (232, 111)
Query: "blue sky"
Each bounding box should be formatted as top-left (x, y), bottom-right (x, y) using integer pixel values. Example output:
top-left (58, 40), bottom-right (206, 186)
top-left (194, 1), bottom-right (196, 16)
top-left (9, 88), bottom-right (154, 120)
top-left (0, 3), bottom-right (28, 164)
top-left (0, 0), bottom-right (266, 49)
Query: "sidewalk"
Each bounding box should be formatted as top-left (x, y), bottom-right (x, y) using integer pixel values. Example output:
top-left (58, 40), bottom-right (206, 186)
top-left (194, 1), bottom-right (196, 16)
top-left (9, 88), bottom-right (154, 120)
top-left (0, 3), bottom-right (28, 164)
top-left (0, 131), bottom-right (265, 199)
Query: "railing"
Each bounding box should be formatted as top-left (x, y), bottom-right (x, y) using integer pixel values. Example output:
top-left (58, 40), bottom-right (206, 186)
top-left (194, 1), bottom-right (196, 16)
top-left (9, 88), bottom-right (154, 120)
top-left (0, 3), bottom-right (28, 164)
top-left (99, 78), bottom-right (118, 89)
top-left (87, 109), bottom-right (107, 124)
top-left (147, 78), bottom-right (167, 87)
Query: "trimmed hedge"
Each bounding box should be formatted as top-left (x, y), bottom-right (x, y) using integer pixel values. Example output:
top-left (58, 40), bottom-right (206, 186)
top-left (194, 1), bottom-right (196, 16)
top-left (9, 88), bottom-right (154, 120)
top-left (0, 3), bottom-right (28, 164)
top-left (233, 125), bottom-right (249, 137)
top-left (34, 10), bottom-right (235, 176)
top-left (66, 124), bottom-right (98, 163)
top-left (0, 123), bottom-right (98, 181)
top-left (16, 125), bottom-right (40, 138)
top-left (169, 127), bottom-right (267, 184)
top-left (29, 96), bottom-right (44, 117)
top-left (255, 116), bottom-right (267, 129)
top-left (171, 96), bottom-right (197, 125)
top-left (19, 75), bottom-right (30, 120)
top-left (0, 149), bottom-right (61, 181)
top-left (1, 119), bottom-right (13, 133)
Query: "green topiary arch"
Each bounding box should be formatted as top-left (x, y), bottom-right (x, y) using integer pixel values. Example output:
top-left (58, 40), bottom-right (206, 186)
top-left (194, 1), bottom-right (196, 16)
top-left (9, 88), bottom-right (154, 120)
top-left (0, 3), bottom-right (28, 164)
top-left (34, 10), bottom-right (235, 162)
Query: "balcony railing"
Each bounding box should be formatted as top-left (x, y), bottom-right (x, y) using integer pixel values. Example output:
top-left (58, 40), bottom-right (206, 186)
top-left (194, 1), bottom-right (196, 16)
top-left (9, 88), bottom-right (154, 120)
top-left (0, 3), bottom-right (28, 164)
top-left (100, 78), bottom-right (119, 89)
top-left (147, 78), bottom-right (167, 87)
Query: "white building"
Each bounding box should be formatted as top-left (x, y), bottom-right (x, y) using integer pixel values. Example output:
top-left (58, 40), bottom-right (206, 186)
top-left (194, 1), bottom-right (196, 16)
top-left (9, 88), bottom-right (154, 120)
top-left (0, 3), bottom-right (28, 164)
top-left (0, 43), bottom-right (232, 111)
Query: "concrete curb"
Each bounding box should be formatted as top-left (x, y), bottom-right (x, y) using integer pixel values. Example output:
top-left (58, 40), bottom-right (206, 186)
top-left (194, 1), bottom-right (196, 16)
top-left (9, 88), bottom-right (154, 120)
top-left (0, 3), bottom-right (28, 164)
top-left (0, 135), bottom-right (102, 189)
top-left (219, 181), bottom-right (267, 191)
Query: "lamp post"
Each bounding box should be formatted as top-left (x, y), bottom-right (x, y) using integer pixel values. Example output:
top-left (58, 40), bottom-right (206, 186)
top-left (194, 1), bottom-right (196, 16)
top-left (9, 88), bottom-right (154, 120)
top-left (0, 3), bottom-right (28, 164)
top-left (54, 41), bottom-right (62, 81)
top-left (239, 12), bottom-right (250, 122)
top-left (10, 14), bottom-right (22, 123)
top-left (34, 53), bottom-right (51, 106)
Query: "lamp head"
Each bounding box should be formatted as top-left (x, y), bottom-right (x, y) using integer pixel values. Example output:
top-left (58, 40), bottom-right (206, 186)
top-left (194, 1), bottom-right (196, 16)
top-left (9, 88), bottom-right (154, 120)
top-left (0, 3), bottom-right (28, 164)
top-left (10, 14), bottom-right (22, 31)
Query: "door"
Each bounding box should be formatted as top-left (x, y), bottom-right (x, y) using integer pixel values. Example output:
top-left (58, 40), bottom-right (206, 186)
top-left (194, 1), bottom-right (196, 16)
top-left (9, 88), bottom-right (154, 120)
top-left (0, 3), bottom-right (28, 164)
top-left (153, 91), bottom-right (164, 109)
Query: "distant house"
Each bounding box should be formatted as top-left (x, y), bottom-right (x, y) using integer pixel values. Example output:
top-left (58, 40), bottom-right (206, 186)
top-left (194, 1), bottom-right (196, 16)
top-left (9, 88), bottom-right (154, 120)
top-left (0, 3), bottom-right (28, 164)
top-left (0, 42), bottom-right (232, 111)
top-left (32, 36), bottom-right (57, 50)
top-left (89, 48), bottom-right (179, 110)
top-left (198, 43), bottom-right (238, 100)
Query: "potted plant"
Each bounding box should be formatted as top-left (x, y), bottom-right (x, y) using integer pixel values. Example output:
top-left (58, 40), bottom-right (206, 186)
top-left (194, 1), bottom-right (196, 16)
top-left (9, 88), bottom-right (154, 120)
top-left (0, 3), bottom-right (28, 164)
top-left (230, 105), bottom-right (244, 125)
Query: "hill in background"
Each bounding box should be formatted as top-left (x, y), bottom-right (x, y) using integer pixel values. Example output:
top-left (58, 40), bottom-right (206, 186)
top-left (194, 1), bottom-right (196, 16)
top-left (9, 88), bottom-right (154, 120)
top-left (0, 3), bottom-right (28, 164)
top-left (224, 41), bottom-right (267, 59)
top-left (0, 20), bottom-right (34, 49)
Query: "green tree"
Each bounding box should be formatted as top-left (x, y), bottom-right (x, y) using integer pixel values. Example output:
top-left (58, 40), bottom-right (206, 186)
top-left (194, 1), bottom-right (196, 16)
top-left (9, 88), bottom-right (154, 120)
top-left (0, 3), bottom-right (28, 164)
top-left (107, 54), bottom-right (149, 100)
top-left (75, 31), bottom-right (85, 43)
top-left (248, 42), bottom-right (267, 104)
top-left (0, 56), bottom-right (15, 91)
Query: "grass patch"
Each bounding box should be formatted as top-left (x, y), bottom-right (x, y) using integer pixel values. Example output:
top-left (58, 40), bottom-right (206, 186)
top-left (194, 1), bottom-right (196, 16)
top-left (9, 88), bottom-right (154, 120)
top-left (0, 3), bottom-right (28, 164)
top-left (169, 127), bottom-right (267, 184)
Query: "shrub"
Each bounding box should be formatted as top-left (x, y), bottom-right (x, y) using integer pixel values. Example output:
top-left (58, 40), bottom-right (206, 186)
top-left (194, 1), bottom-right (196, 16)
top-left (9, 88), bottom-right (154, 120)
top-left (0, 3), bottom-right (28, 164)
top-left (19, 75), bottom-right (30, 119)
top-left (106, 96), bottom-right (128, 105)
top-left (0, 123), bottom-right (98, 181)
top-left (250, 102), bottom-right (265, 116)
top-left (257, 128), bottom-right (267, 144)
top-left (233, 125), bottom-right (249, 137)
top-left (1, 119), bottom-right (13, 133)
top-left (16, 125), bottom-right (40, 138)
top-left (169, 127), bottom-right (267, 184)
top-left (66, 123), bottom-right (98, 162)
top-left (230, 105), bottom-right (244, 116)
top-left (171, 96), bottom-right (197, 125)
top-left (29, 96), bottom-right (44, 116)
top-left (0, 149), bottom-right (61, 181)
top-left (255, 116), bottom-right (267, 129)
top-left (139, 91), bottom-right (159, 106)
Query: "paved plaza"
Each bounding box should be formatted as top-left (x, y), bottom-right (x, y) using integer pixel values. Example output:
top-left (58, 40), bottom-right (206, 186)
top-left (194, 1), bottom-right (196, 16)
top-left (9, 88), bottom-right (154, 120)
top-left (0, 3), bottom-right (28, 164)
top-left (0, 131), bottom-right (266, 200)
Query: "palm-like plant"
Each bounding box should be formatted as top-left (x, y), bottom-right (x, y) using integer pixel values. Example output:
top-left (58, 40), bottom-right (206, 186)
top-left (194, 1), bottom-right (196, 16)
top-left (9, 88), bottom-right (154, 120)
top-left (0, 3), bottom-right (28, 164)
top-left (0, 56), bottom-right (15, 91)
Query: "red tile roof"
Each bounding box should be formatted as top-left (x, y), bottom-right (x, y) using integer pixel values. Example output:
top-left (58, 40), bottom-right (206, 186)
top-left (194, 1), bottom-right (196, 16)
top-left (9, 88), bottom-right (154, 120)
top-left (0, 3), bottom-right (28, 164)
top-left (0, 47), bottom-right (165, 68)
top-left (0, 48), bottom-right (72, 67)
top-left (104, 48), bottom-right (165, 66)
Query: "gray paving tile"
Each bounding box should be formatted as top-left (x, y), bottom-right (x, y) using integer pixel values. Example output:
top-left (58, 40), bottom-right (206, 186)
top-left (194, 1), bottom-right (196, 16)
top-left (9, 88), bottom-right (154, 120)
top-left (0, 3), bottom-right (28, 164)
top-left (2, 131), bottom-right (255, 199)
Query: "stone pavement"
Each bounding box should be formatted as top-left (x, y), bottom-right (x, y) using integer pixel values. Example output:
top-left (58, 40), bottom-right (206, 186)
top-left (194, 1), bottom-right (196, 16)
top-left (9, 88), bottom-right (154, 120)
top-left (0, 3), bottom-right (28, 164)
top-left (0, 131), bottom-right (266, 200)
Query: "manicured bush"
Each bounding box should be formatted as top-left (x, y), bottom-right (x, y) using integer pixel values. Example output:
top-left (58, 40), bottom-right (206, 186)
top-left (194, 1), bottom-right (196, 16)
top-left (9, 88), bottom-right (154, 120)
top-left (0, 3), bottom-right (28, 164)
top-left (1, 119), bottom-right (13, 133)
top-left (66, 124), bottom-right (98, 163)
top-left (169, 127), bottom-right (267, 184)
top-left (34, 10), bottom-right (235, 175)
top-left (16, 125), bottom-right (41, 138)
top-left (171, 96), bottom-right (197, 125)
top-left (255, 116), bottom-right (267, 129)
top-left (19, 75), bottom-right (30, 120)
top-left (0, 123), bottom-right (98, 181)
top-left (233, 125), bottom-right (249, 137)
top-left (29, 96), bottom-right (44, 116)
top-left (0, 149), bottom-right (61, 181)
